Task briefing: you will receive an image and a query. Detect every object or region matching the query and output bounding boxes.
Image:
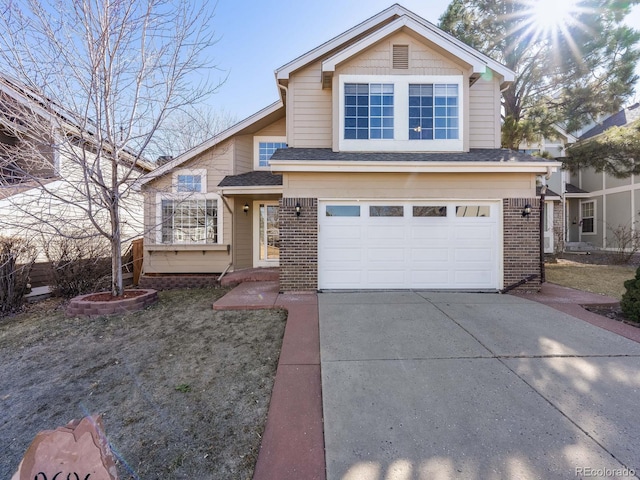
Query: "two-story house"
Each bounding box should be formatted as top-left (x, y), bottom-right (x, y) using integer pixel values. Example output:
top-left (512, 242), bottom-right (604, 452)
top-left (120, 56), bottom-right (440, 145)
top-left (137, 4), bottom-right (560, 292)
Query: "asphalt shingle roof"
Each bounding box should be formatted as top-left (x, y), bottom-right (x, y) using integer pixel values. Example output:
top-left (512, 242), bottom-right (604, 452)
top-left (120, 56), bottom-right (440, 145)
top-left (269, 148), bottom-right (552, 163)
top-left (579, 103), bottom-right (640, 140)
top-left (565, 183), bottom-right (589, 194)
top-left (218, 170), bottom-right (282, 187)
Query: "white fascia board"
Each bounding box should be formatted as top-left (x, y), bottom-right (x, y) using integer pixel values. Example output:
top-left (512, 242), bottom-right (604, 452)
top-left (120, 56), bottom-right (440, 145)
top-left (269, 160), bottom-right (561, 174)
top-left (218, 186), bottom-right (283, 196)
top-left (322, 17), bottom-right (487, 75)
top-left (138, 101), bottom-right (283, 186)
top-left (276, 4), bottom-right (407, 81)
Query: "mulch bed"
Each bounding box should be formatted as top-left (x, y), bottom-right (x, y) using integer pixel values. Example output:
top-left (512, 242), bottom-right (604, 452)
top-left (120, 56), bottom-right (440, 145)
top-left (585, 304), bottom-right (640, 328)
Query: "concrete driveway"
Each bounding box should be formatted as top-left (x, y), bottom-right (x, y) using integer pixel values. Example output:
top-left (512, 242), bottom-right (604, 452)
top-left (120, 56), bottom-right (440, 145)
top-left (319, 292), bottom-right (640, 480)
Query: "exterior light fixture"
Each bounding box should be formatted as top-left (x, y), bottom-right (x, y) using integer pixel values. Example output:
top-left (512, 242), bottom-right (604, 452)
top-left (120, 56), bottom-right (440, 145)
top-left (243, 203), bottom-right (249, 215)
top-left (295, 202), bottom-right (302, 217)
top-left (522, 204), bottom-right (532, 217)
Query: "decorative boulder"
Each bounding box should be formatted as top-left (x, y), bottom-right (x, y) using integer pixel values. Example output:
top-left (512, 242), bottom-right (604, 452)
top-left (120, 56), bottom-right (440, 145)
top-left (12, 415), bottom-right (118, 480)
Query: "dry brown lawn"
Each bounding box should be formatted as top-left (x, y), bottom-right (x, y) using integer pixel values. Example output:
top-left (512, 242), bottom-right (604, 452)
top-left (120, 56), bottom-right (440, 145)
top-left (545, 259), bottom-right (636, 300)
top-left (0, 287), bottom-right (287, 479)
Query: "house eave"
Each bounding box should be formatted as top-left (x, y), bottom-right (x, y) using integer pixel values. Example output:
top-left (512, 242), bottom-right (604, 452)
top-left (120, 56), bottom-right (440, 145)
top-left (218, 185), bottom-right (283, 196)
top-left (269, 160), bottom-right (560, 174)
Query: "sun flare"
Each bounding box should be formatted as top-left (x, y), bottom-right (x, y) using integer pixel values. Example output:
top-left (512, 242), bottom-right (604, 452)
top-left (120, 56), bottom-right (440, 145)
top-left (529, 0), bottom-right (580, 35)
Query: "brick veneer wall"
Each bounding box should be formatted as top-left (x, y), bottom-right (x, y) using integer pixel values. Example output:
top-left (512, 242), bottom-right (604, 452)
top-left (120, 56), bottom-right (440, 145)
top-left (553, 201), bottom-right (564, 254)
top-left (279, 198), bottom-right (318, 292)
top-left (138, 274), bottom-right (220, 290)
top-left (503, 198), bottom-right (542, 292)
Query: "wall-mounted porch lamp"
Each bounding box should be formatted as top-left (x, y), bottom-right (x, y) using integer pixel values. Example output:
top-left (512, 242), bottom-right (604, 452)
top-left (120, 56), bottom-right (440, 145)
top-left (243, 203), bottom-right (249, 215)
top-left (522, 204), bottom-right (532, 217)
top-left (295, 202), bottom-right (302, 217)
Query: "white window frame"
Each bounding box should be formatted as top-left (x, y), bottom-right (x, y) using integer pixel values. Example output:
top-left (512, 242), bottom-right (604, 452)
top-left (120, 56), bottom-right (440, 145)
top-left (254, 136), bottom-right (287, 170)
top-left (338, 74), bottom-right (464, 152)
top-left (172, 168), bottom-right (207, 193)
top-left (580, 200), bottom-right (596, 235)
top-left (155, 191), bottom-right (223, 245)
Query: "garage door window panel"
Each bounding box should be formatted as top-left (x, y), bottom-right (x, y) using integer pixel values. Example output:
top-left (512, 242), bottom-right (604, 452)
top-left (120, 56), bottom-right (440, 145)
top-left (326, 205), bottom-right (361, 217)
top-left (456, 205), bottom-right (491, 217)
top-left (413, 206), bottom-right (447, 217)
top-left (370, 205), bottom-right (404, 217)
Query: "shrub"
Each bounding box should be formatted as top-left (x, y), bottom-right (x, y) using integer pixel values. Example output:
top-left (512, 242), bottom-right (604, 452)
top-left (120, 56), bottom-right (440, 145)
top-left (621, 266), bottom-right (640, 322)
top-left (0, 236), bottom-right (37, 316)
top-left (44, 235), bottom-right (111, 298)
top-left (607, 223), bottom-right (640, 265)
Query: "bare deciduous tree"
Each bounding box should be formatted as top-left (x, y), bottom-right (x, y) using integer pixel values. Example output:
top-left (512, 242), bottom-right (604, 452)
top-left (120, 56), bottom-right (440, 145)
top-left (0, 0), bottom-right (221, 296)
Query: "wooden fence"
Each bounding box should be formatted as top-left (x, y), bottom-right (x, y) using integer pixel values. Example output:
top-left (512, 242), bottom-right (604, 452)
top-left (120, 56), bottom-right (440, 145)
top-left (25, 238), bottom-right (143, 288)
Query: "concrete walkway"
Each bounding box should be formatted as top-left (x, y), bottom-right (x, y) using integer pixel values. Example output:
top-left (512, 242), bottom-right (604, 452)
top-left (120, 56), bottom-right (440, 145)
top-left (320, 291), bottom-right (640, 480)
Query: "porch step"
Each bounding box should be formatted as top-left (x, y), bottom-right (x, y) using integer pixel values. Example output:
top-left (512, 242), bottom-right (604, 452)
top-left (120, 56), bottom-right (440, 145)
top-left (564, 242), bottom-right (596, 252)
top-left (220, 267), bottom-right (280, 287)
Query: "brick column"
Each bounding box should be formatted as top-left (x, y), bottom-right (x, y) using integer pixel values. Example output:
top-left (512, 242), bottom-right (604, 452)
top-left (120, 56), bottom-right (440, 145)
top-left (279, 198), bottom-right (318, 292)
top-left (503, 198), bottom-right (542, 292)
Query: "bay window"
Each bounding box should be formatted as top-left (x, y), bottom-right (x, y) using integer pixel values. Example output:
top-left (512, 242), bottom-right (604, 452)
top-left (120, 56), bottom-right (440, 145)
top-left (157, 169), bottom-right (222, 244)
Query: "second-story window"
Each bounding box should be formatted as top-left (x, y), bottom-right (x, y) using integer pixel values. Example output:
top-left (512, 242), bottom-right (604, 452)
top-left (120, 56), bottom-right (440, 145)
top-left (339, 75), bottom-right (463, 152)
top-left (254, 136), bottom-right (287, 170)
top-left (409, 84), bottom-right (459, 140)
top-left (344, 83), bottom-right (394, 140)
top-left (176, 174), bottom-right (203, 192)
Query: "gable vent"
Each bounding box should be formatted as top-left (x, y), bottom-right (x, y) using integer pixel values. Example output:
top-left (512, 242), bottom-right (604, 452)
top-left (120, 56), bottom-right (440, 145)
top-left (393, 44), bottom-right (409, 69)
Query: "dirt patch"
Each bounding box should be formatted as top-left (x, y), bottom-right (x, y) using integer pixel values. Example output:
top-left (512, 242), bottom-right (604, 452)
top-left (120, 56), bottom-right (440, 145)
top-left (585, 304), bottom-right (640, 328)
top-left (0, 287), bottom-right (287, 479)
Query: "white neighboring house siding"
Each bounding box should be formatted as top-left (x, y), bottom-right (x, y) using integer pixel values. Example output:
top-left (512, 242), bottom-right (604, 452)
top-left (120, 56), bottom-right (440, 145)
top-left (0, 145), bottom-right (145, 262)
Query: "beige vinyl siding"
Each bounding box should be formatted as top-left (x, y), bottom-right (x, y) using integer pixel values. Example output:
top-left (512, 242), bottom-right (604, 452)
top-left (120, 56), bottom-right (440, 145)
top-left (469, 76), bottom-right (501, 148)
top-left (256, 117), bottom-right (286, 137)
top-left (142, 138), bottom-right (234, 274)
top-left (235, 136), bottom-right (252, 174)
top-left (288, 61), bottom-right (332, 148)
top-left (337, 32), bottom-right (465, 76)
top-left (144, 250), bottom-right (231, 274)
top-left (233, 197), bottom-right (253, 269)
top-left (283, 172), bottom-right (535, 199)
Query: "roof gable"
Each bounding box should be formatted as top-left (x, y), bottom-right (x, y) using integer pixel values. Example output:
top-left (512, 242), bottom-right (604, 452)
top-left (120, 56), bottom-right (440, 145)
top-left (579, 103), bottom-right (640, 141)
top-left (138, 101), bottom-right (284, 186)
top-left (276, 4), bottom-right (514, 88)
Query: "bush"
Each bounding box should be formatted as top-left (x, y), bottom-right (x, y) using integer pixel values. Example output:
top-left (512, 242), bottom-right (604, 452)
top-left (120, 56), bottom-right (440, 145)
top-left (621, 266), bottom-right (640, 322)
top-left (44, 235), bottom-right (111, 298)
top-left (0, 236), bottom-right (36, 316)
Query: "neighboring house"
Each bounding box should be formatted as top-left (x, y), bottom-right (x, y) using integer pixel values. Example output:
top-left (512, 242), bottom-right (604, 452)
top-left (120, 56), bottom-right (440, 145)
top-left (563, 103), bottom-right (640, 251)
top-left (519, 127), bottom-right (578, 254)
top-left (0, 75), bottom-right (153, 261)
top-left (137, 4), bottom-right (560, 292)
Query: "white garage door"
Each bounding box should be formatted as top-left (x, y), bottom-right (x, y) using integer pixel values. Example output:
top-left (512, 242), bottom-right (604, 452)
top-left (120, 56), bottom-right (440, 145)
top-left (318, 201), bottom-right (500, 290)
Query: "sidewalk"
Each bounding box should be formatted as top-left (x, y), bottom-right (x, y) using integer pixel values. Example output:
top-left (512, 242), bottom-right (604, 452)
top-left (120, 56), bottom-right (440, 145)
top-left (513, 282), bottom-right (640, 344)
top-left (213, 281), bottom-right (325, 480)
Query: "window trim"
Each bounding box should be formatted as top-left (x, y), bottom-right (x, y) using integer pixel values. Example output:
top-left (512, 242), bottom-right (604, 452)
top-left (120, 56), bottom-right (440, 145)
top-left (172, 169), bottom-right (207, 194)
top-left (338, 74), bottom-right (464, 152)
top-left (254, 136), bottom-right (287, 170)
top-left (155, 192), bottom-right (223, 245)
top-left (580, 200), bottom-right (596, 235)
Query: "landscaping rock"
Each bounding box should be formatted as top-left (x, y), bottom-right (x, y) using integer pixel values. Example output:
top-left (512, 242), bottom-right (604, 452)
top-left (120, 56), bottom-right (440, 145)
top-left (12, 415), bottom-right (118, 480)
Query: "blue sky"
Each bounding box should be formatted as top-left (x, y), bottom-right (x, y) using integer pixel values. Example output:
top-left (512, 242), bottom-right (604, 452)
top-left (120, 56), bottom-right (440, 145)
top-left (206, 1), bottom-right (640, 122)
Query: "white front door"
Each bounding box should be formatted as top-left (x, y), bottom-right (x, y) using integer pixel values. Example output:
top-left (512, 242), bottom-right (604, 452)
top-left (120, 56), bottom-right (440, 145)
top-left (318, 200), bottom-right (501, 290)
top-left (253, 201), bottom-right (280, 267)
